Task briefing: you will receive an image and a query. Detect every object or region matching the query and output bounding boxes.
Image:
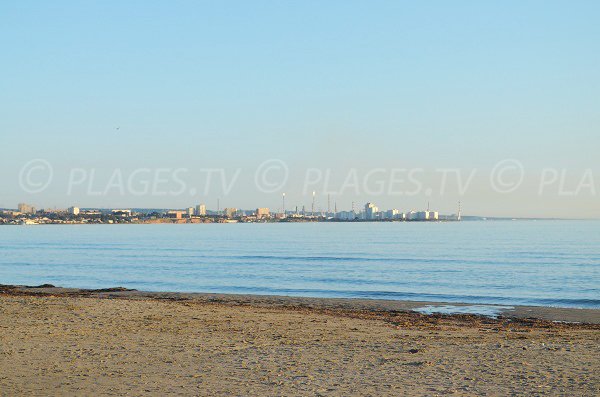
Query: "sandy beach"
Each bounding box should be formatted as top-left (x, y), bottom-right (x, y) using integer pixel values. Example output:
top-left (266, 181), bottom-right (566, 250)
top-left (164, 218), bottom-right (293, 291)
top-left (1, 286), bottom-right (598, 396)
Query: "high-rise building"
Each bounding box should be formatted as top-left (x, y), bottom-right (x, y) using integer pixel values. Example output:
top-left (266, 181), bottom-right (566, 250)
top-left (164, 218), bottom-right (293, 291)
top-left (385, 209), bottom-right (400, 219)
top-left (364, 202), bottom-right (378, 220)
top-left (224, 208), bottom-right (237, 218)
top-left (406, 211), bottom-right (417, 221)
top-left (17, 203), bottom-right (36, 214)
top-left (336, 211), bottom-right (357, 220)
top-left (416, 211), bottom-right (429, 221)
top-left (195, 204), bottom-right (206, 216)
top-left (68, 206), bottom-right (80, 216)
top-left (256, 208), bottom-right (270, 219)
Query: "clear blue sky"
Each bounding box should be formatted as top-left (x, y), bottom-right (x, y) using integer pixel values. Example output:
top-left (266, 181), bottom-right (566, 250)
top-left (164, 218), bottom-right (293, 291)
top-left (1, 1), bottom-right (599, 217)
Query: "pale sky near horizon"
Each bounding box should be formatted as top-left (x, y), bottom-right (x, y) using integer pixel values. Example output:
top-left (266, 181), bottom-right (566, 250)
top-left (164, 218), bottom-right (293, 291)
top-left (1, 1), bottom-right (599, 218)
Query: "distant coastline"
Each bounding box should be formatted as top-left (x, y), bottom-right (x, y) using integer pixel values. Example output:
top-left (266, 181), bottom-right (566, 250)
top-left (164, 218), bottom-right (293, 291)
top-left (0, 217), bottom-right (588, 225)
top-left (0, 207), bottom-right (585, 226)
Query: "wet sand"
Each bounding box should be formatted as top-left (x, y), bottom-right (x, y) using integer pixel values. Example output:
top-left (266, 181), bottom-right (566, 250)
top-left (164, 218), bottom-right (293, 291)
top-left (1, 286), bottom-right (599, 396)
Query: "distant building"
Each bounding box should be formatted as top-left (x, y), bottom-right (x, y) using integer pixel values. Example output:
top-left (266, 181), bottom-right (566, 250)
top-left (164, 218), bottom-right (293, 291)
top-left (18, 203), bottom-right (36, 214)
top-left (39, 208), bottom-right (64, 214)
top-left (412, 211), bottom-right (438, 221)
top-left (195, 204), bottom-right (206, 216)
top-left (224, 208), bottom-right (237, 218)
top-left (166, 210), bottom-right (185, 219)
top-left (405, 211), bottom-right (417, 221)
top-left (364, 203), bottom-right (378, 220)
top-left (415, 211), bottom-right (429, 221)
top-left (384, 209), bottom-right (400, 220)
top-left (187, 207), bottom-right (194, 217)
top-left (336, 211), bottom-right (357, 220)
top-left (256, 208), bottom-right (270, 219)
top-left (68, 206), bottom-right (80, 216)
top-left (398, 212), bottom-right (407, 220)
top-left (112, 209), bottom-right (132, 217)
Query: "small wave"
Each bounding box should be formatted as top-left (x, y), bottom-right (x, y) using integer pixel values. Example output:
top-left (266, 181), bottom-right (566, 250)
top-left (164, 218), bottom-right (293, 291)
top-left (166, 285), bottom-right (600, 309)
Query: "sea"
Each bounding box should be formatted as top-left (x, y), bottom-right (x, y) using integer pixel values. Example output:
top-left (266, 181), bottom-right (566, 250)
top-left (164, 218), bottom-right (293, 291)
top-left (1, 221), bottom-right (598, 309)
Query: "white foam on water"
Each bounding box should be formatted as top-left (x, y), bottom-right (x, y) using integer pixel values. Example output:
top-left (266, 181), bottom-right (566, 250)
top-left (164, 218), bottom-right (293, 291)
top-left (413, 304), bottom-right (515, 318)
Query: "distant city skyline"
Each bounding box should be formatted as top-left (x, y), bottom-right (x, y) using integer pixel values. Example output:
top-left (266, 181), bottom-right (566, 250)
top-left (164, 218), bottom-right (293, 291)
top-left (7, 199), bottom-right (457, 216)
top-left (3, 198), bottom-right (461, 225)
top-left (1, 2), bottom-right (598, 218)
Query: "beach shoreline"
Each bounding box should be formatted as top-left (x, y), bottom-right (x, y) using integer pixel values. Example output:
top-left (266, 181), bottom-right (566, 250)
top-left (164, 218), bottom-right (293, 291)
top-left (1, 285), bottom-right (599, 395)
top-left (2, 284), bottom-right (599, 325)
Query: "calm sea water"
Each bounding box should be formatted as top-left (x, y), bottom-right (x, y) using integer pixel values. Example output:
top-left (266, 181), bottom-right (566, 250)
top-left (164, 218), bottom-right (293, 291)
top-left (0, 221), bottom-right (598, 308)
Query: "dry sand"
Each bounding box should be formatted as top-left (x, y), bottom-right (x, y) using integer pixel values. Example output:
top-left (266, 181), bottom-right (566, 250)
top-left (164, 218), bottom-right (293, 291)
top-left (0, 288), bottom-right (598, 396)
